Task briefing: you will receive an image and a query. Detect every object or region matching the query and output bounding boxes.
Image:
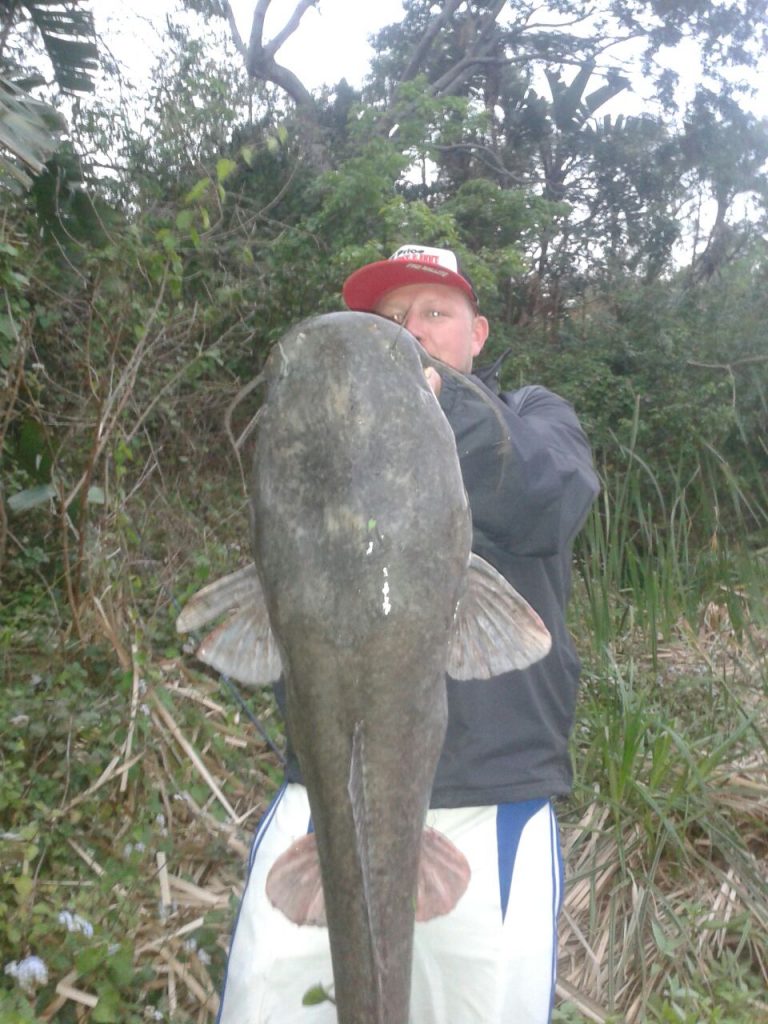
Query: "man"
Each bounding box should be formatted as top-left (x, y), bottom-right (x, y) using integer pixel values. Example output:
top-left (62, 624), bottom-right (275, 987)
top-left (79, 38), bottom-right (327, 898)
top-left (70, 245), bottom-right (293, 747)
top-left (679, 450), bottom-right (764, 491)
top-left (215, 245), bottom-right (599, 1024)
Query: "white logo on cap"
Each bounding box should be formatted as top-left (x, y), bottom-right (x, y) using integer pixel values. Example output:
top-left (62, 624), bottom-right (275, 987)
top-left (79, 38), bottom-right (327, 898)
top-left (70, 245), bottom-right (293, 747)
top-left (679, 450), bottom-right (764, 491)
top-left (390, 245), bottom-right (459, 274)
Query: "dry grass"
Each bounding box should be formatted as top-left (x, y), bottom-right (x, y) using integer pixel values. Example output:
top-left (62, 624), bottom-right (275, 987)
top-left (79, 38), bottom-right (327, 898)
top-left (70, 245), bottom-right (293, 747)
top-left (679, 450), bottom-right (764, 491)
top-left (109, 665), bottom-right (280, 1024)
top-left (557, 753), bottom-right (768, 1022)
top-left (556, 603), bottom-right (768, 1022)
top-left (3, 595), bottom-right (766, 1022)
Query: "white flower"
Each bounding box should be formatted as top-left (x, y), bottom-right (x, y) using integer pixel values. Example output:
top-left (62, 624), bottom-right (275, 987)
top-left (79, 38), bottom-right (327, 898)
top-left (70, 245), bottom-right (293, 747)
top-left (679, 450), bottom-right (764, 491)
top-left (123, 840), bottom-right (147, 858)
top-left (183, 938), bottom-right (211, 965)
top-left (58, 910), bottom-right (94, 938)
top-left (5, 955), bottom-right (48, 993)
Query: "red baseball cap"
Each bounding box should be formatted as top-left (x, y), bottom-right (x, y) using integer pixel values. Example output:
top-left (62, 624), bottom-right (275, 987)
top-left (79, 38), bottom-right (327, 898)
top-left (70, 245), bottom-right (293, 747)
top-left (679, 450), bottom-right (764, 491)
top-left (342, 244), bottom-right (478, 311)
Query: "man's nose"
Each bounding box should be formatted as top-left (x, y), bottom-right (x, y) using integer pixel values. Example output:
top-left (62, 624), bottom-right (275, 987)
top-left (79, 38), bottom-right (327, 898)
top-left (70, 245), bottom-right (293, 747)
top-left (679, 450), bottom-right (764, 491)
top-left (403, 311), bottom-right (421, 339)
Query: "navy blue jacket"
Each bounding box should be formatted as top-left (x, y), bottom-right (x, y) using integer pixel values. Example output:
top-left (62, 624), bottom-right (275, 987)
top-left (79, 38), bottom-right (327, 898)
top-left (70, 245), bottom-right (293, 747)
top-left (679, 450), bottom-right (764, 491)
top-left (431, 373), bottom-right (599, 806)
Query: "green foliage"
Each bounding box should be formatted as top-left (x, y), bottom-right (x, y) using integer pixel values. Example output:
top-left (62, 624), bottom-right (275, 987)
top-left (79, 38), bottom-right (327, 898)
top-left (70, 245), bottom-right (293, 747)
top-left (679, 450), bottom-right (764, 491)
top-left (17, 1), bottom-right (99, 94)
top-left (0, 600), bottom-right (272, 1022)
top-left (0, 74), bottom-right (67, 189)
top-left (510, 265), bottom-right (768, 545)
top-left (0, 236), bottom-right (30, 368)
top-left (0, 662), bottom-right (155, 1022)
top-left (302, 983), bottom-right (334, 1006)
top-left (0, 1), bottom-right (98, 187)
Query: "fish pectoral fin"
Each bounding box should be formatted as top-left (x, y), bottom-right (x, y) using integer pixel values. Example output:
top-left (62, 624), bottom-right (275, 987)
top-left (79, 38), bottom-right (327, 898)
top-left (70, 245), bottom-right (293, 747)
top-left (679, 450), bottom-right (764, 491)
top-left (176, 564), bottom-right (283, 687)
top-left (266, 827), bottom-right (470, 927)
top-left (266, 833), bottom-right (326, 927)
top-left (415, 827), bottom-right (471, 922)
top-left (176, 564), bottom-right (261, 631)
top-left (447, 553), bottom-right (552, 680)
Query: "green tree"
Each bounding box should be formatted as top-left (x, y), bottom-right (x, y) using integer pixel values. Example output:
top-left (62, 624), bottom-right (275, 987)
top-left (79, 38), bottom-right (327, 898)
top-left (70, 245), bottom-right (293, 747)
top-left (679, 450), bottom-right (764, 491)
top-left (0, 0), bottom-right (98, 184)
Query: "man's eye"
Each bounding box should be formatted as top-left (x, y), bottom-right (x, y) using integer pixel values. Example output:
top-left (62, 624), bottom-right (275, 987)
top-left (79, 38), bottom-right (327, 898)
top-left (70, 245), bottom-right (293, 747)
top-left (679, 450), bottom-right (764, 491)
top-left (428, 309), bottom-right (442, 318)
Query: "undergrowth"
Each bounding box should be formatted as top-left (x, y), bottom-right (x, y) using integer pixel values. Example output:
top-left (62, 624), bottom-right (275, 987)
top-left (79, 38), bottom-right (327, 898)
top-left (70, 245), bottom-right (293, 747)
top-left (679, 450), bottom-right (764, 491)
top-left (2, 446), bottom-right (767, 1022)
top-left (1, 519), bottom-right (282, 1023)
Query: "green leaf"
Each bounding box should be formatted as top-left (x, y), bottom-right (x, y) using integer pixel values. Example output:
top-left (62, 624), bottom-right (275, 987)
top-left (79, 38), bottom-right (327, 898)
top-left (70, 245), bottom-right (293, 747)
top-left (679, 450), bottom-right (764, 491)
top-left (107, 944), bottom-right (134, 988)
top-left (27, 4), bottom-right (99, 94)
top-left (8, 483), bottom-right (57, 511)
top-left (216, 157), bottom-right (238, 183)
top-left (12, 875), bottom-right (34, 900)
top-left (0, 313), bottom-right (17, 345)
top-left (302, 984), bottom-right (333, 1006)
top-left (90, 983), bottom-right (120, 1023)
top-left (76, 943), bottom-right (108, 975)
top-left (0, 72), bottom-right (67, 184)
top-left (651, 917), bottom-right (683, 956)
top-left (175, 208), bottom-right (195, 231)
top-left (184, 177), bottom-right (211, 204)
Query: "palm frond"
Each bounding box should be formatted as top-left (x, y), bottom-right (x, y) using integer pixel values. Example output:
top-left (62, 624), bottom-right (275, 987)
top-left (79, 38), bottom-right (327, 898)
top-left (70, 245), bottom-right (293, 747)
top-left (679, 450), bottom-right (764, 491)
top-left (26, 0), bottom-right (99, 93)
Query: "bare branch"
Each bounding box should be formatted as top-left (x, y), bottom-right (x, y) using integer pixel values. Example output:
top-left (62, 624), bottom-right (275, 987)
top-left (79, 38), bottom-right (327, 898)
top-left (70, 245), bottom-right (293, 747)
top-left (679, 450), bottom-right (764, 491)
top-left (264, 0), bottom-right (318, 61)
top-left (420, 0), bottom-right (508, 98)
top-left (249, 0), bottom-right (270, 56)
top-left (430, 54), bottom-right (503, 97)
top-left (401, 0), bottom-right (465, 83)
top-left (220, 0), bottom-right (247, 60)
top-left (243, 0), bottom-right (318, 109)
top-left (689, 356), bottom-right (768, 370)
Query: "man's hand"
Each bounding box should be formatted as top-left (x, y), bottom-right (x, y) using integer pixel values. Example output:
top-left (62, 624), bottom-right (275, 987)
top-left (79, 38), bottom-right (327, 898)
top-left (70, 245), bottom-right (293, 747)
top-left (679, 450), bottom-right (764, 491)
top-left (424, 366), bottom-right (442, 397)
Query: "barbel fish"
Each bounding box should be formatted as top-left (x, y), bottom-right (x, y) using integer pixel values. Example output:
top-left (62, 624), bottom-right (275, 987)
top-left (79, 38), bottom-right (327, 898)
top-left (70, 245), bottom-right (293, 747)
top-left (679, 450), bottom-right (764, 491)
top-left (177, 311), bottom-right (551, 1023)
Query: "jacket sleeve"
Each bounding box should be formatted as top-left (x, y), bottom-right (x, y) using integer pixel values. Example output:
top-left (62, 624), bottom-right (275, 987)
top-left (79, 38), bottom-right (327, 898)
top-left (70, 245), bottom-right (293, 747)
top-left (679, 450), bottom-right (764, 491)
top-left (438, 375), bottom-right (599, 557)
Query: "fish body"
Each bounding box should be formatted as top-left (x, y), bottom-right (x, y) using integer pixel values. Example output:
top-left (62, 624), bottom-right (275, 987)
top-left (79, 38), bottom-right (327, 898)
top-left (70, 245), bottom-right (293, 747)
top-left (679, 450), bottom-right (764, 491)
top-left (177, 311), bottom-right (551, 1023)
top-left (255, 312), bottom-right (469, 1022)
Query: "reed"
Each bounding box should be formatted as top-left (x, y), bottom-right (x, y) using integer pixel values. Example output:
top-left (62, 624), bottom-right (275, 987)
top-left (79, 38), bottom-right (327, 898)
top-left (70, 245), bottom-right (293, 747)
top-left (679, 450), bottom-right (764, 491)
top-left (560, 420), bottom-right (768, 1022)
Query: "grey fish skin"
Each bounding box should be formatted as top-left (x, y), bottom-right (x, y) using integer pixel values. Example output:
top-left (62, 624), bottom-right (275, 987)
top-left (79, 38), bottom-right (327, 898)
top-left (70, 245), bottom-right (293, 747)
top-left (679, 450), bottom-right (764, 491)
top-left (177, 311), bottom-right (552, 1024)
top-left (252, 312), bottom-right (469, 1023)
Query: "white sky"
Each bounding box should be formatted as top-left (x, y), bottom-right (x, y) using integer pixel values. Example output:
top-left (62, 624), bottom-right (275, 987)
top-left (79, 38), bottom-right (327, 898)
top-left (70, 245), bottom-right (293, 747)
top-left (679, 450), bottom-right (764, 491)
top-left (95, 0), bottom-right (407, 92)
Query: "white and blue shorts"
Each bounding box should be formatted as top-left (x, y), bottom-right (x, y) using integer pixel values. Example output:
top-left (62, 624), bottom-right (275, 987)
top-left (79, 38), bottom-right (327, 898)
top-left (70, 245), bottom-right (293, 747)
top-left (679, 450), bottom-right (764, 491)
top-left (217, 783), bottom-right (563, 1024)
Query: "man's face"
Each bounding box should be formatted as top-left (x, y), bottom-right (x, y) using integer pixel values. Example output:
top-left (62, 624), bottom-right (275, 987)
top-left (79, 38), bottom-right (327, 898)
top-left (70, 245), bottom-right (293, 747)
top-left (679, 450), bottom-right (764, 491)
top-left (373, 283), bottom-right (489, 373)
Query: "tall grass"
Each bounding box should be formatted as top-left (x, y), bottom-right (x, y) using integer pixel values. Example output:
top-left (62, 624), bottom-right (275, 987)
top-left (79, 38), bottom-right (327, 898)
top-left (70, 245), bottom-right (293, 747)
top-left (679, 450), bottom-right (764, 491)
top-left (559, 421), bottom-right (768, 1022)
top-left (575, 402), bottom-right (768, 666)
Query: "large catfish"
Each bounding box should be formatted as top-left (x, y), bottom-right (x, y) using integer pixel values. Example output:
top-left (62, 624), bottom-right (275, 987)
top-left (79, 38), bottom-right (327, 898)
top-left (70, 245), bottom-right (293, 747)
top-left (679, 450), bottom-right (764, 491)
top-left (177, 311), bottom-right (551, 1023)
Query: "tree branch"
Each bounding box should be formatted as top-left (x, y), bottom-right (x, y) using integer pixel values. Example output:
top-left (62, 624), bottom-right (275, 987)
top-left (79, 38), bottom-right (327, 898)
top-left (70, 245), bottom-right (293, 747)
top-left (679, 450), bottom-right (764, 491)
top-left (220, 0), bottom-right (247, 61)
top-left (264, 0), bottom-right (318, 61)
top-left (425, 0), bottom-right (508, 97)
top-left (243, 0), bottom-right (318, 109)
top-left (688, 356), bottom-right (768, 370)
top-left (401, 0), bottom-right (465, 83)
